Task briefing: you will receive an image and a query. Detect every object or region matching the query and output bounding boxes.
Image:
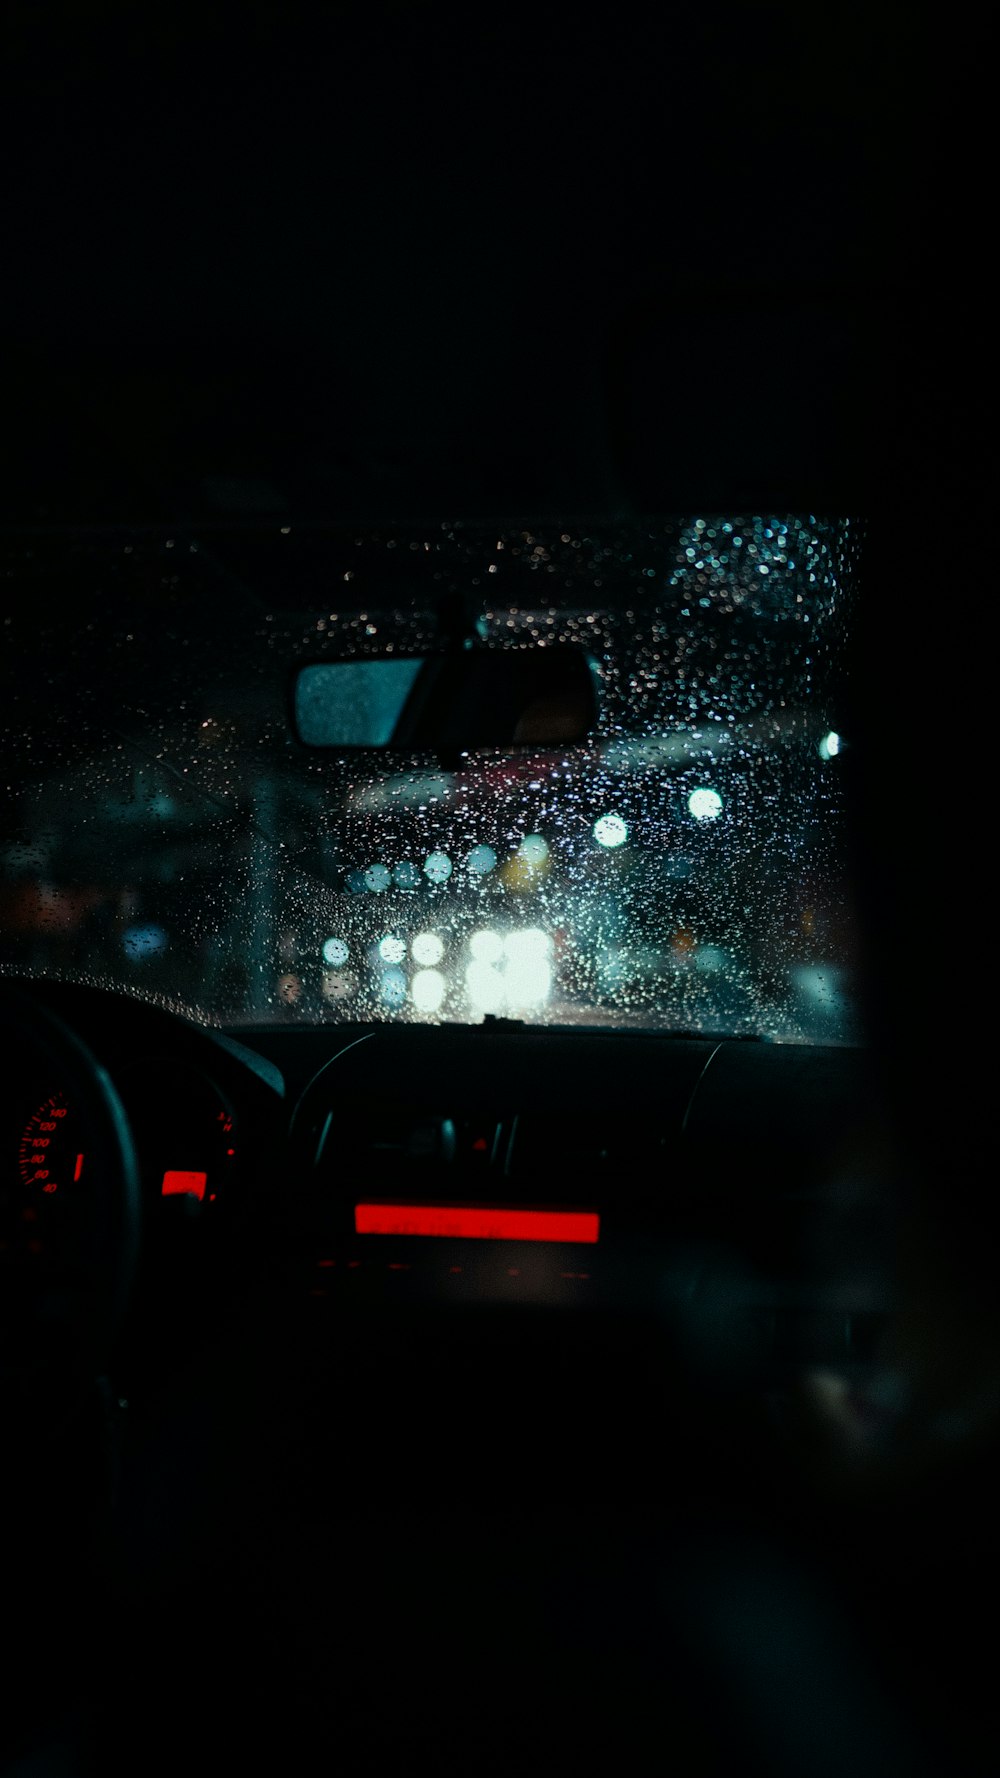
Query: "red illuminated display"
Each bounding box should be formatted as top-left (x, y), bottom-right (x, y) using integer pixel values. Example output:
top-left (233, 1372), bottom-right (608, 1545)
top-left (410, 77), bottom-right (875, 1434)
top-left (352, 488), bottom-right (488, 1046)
top-left (354, 1203), bottom-right (600, 1243)
top-left (161, 1169), bottom-right (208, 1201)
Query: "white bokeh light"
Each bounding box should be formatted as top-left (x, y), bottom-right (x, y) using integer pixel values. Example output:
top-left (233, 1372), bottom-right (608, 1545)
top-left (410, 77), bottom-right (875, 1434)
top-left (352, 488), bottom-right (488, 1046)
top-left (412, 931), bottom-right (444, 966)
top-left (465, 960), bottom-right (505, 1012)
top-left (505, 957), bottom-right (552, 1007)
top-left (593, 813), bottom-right (628, 848)
top-left (503, 928), bottom-right (553, 1006)
top-left (687, 787), bottom-right (723, 821)
top-left (411, 968), bottom-right (446, 1012)
top-left (469, 928), bottom-right (504, 964)
top-left (504, 928), bottom-right (551, 963)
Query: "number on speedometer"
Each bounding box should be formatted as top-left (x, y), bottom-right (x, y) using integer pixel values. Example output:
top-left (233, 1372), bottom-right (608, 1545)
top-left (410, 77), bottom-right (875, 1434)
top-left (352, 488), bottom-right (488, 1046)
top-left (18, 1092), bottom-right (81, 1194)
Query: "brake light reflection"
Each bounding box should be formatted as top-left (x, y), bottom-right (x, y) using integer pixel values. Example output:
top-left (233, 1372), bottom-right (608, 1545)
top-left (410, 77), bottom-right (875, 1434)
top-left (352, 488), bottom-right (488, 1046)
top-left (354, 1203), bottom-right (599, 1243)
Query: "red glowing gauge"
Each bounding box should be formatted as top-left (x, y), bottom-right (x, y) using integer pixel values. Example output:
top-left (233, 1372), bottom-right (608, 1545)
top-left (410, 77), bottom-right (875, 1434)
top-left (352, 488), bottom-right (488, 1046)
top-left (17, 1091), bottom-right (79, 1195)
top-left (161, 1169), bottom-right (208, 1201)
top-left (114, 1059), bottom-right (237, 1210)
top-left (354, 1203), bottom-right (600, 1243)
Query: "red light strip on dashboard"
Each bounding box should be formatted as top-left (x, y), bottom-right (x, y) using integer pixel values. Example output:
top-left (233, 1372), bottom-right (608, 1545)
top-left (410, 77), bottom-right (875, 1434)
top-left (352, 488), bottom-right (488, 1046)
top-left (354, 1203), bottom-right (600, 1243)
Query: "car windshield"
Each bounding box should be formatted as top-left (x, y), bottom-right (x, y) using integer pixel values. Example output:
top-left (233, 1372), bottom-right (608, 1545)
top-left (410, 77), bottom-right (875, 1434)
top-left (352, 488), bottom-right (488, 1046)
top-left (0, 515), bottom-right (861, 1042)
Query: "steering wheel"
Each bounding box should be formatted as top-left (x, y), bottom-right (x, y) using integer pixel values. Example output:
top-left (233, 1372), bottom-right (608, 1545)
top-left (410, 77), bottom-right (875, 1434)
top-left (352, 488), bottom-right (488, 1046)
top-left (0, 984), bottom-right (141, 1433)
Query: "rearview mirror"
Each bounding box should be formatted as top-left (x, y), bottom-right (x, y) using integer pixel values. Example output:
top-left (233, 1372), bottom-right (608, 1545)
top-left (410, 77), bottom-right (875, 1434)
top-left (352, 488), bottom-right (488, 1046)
top-left (293, 648), bottom-right (599, 750)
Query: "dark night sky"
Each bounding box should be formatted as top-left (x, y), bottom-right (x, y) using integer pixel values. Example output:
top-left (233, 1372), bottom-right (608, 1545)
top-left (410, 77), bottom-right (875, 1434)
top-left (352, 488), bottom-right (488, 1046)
top-left (4, 1), bottom-right (977, 526)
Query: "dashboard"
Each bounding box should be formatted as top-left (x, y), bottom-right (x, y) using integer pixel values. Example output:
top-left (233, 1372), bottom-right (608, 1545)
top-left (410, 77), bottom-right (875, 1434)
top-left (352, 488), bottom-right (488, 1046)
top-left (5, 976), bottom-right (890, 1421)
top-left (5, 982), bottom-right (282, 1241)
top-left (1, 974), bottom-right (918, 1778)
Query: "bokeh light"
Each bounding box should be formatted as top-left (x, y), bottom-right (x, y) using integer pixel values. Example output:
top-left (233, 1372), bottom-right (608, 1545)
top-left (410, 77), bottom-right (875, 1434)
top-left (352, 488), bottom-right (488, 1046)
top-left (466, 844), bottom-right (497, 875)
top-left (687, 787), bottom-right (723, 821)
top-left (423, 850), bottom-right (453, 884)
top-left (411, 968), bottom-right (446, 1012)
top-left (379, 967), bottom-right (407, 1006)
top-left (412, 931), bottom-right (445, 966)
top-left (593, 813), bottom-right (628, 849)
top-left (465, 959), bottom-right (505, 1012)
top-left (469, 928), bottom-right (504, 964)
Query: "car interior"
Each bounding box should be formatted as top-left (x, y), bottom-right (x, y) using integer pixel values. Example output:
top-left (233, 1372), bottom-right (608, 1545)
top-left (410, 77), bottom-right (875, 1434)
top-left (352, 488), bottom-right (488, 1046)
top-left (2, 9), bottom-right (991, 1777)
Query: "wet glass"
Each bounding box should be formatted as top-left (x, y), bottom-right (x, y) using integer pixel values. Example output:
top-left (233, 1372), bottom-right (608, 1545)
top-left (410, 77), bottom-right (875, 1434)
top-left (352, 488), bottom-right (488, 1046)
top-left (0, 517), bottom-right (862, 1042)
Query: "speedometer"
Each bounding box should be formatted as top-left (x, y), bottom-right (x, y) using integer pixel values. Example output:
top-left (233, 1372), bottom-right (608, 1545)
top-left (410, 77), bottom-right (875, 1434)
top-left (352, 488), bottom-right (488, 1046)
top-left (17, 1091), bottom-right (84, 1196)
top-left (114, 1060), bottom-right (239, 1210)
